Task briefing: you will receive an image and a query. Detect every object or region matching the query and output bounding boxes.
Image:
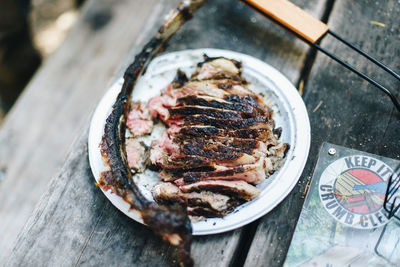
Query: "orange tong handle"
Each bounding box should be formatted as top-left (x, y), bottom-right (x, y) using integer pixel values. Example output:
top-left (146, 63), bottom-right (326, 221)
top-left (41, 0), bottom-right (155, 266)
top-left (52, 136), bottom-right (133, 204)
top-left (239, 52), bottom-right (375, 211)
top-left (243, 0), bottom-right (329, 43)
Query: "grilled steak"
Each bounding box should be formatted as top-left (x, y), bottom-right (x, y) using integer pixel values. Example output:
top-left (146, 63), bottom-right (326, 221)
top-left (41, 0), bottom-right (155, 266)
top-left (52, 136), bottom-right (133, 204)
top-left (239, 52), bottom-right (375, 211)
top-left (100, 25), bottom-right (288, 266)
top-left (98, 3), bottom-right (289, 260)
top-left (178, 180), bottom-right (261, 201)
top-left (159, 156), bottom-right (268, 184)
top-left (152, 182), bottom-right (233, 213)
top-left (174, 126), bottom-right (274, 141)
top-left (145, 56), bottom-right (289, 219)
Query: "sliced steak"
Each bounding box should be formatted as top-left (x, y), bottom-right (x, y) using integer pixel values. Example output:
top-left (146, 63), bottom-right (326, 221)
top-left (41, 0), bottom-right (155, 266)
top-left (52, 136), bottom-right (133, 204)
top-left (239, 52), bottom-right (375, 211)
top-left (177, 95), bottom-right (255, 113)
top-left (145, 55), bottom-right (289, 221)
top-left (168, 157), bottom-right (267, 185)
top-left (182, 114), bottom-right (271, 130)
top-left (158, 153), bottom-right (257, 171)
top-left (181, 141), bottom-right (259, 162)
top-left (156, 156), bottom-right (216, 176)
top-left (175, 135), bottom-right (270, 154)
top-left (125, 138), bottom-right (148, 173)
top-left (192, 57), bottom-right (241, 80)
top-left (152, 182), bottom-right (232, 212)
top-left (157, 155), bottom-right (266, 183)
top-left (177, 126), bottom-right (273, 141)
top-left (179, 180), bottom-right (261, 201)
top-left (126, 102), bottom-right (153, 136)
top-left (168, 105), bottom-right (243, 120)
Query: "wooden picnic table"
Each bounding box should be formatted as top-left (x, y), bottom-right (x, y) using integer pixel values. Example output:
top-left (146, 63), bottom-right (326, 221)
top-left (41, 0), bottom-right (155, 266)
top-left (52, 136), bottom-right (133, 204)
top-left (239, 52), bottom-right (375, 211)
top-left (1, 0), bottom-right (399, 266)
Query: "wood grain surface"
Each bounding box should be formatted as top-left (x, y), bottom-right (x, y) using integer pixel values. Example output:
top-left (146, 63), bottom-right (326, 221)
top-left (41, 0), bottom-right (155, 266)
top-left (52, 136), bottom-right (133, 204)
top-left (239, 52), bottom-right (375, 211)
top-left (0, 0), bottom-right (166, 262)
top-left (244, 0), bottom-right (400, 266)
top-left (3, 0), bottom-right (332, 266)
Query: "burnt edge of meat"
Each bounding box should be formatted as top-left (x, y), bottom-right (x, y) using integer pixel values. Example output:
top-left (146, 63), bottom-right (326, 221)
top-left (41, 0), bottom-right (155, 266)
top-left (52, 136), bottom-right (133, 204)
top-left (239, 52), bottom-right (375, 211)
top-left (175, 135), bottom-right (260, 147)
top-left (217, 82), bottom-right (232, 89)
top-left (283, 143), bottom-right (291, 158)
top-left (194, 54), bottom-right (244, 81)
top-left (184, 184), bottom-right (252, 201)
top-left (100, 38), bottom-right (193, 267)
top-left (153, 194), bottom-right (222, 211)
top-left (198, 73), bottom-right (246, 83)
top-left (187, 197), bottom-right (241, 217)
top-left (187, 207), bottom-right (224, 218)
top-left (182, 168), bottom-right (245, 183)
top-left (99, 36), bottom-right (194, 264)
top-left (178, 126), bottom-right (272, 140)
top-left (197, 54), bottom-right (242, 70)
top-left (162, 155), bottom-right (217, 174)
top-left (177, 95), bottom-right (254, 113)
top-left (169, 106), bottom-right (242, 119)
top-left (196, 54), bottom-right (221, 67)
top-left (273, 127), bottom-right (282, 138)
top-left (165, 154), bottom-right (211, 166)
top-left (172, 69), bottom-right (189, 88)
top-left (224, 94), bottom-right (273, 118)
top-left (153, 188), bottom-right (241, 218)
top-left (166, 166), bottom-right (216, 175)
top-left (98, 1), bottom-right (208, 266)
top-left (181, 142), bottom-right (250, 160)
top-left (183, 114), bottom-right (269, 129)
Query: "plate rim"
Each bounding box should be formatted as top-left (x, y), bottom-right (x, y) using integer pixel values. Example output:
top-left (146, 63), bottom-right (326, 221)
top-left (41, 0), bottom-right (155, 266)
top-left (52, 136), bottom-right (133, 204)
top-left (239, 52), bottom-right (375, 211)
top-left (88, 48), bottom-right (311, 235)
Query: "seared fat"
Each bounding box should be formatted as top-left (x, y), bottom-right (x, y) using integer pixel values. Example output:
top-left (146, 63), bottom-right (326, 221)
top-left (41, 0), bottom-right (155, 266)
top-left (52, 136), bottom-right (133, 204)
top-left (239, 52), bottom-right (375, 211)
top-left (148, 55), bottom-right (289, 219)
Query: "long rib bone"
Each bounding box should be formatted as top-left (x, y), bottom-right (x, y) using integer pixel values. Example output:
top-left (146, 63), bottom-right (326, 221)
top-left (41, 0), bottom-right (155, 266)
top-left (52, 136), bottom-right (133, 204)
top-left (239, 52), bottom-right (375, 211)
top-left (98, 1), bottom-right (207, 266)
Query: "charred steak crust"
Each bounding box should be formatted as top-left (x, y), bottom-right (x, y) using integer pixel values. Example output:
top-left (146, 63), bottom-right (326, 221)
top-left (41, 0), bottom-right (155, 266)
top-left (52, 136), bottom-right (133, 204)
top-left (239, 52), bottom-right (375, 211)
top-left (183, 114), bottom-right (270, 129)
top-left (169, 105), bottom-right (243, 119)
top-left (177, 95), bottom-right (254, 113)
top-left (178, 126), bottom-right (273, 140)
top-left (146, 55), bottom-right (289, 220)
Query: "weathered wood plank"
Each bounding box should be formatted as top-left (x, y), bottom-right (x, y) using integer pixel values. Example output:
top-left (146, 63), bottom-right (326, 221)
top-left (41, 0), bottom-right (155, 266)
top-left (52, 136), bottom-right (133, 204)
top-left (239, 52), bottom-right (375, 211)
top-left (166, 0), bottom-right (327, 84)
top-left (244, 0), bottom-right (400, 266)
top-left (4, 124), bottom-right (243, 267)
top-left (4, 0), bottom-right (328, 266)
top-left (0, 0), bottom-right (163, 262)
top-left (76, 1), bottom-right (329, 266)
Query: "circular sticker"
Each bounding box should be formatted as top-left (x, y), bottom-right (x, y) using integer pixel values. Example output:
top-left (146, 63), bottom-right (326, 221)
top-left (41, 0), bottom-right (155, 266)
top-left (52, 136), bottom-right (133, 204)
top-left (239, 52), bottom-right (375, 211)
top-left (319, 155), bottom-right (393, 229)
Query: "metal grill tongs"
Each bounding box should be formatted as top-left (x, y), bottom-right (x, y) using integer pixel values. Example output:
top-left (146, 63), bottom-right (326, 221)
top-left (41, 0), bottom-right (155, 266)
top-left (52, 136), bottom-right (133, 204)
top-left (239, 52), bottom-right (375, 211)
top-left (241, 0), bottom-right (400, 112)
top-left (383, 166), bottom-right (400, 220)
top-left (375, 166), bottom-right (400, 263)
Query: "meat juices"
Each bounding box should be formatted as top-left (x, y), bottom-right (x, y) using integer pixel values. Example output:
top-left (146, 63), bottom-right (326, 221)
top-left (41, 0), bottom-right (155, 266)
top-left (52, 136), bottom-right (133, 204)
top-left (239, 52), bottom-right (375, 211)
top-left (145, 55), bottom-right (289, 220)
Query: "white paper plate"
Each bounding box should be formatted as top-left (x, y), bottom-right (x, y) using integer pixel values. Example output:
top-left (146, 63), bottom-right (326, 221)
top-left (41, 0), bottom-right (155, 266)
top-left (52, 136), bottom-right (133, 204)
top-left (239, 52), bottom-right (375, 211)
top-left (88, 49), bottom-right (311, 235)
